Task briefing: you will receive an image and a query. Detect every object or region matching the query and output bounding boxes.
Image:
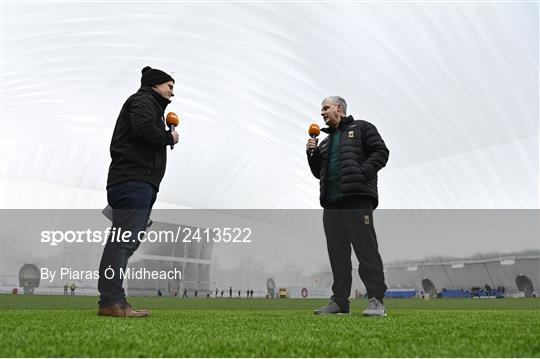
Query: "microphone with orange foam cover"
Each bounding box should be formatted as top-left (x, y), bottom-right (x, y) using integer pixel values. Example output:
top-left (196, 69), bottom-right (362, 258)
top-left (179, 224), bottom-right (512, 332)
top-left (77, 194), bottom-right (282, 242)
top-left (308, 123), bottom-right (320, 156)
top-left (166, 112), bottom-right (180, 149)
top-left (309, 123), bottom-right (320, 139)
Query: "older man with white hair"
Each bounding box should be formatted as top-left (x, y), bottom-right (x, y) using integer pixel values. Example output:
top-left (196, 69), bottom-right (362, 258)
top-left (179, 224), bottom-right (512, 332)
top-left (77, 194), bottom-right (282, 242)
top-left (307, 96), bottom-right (389, 316)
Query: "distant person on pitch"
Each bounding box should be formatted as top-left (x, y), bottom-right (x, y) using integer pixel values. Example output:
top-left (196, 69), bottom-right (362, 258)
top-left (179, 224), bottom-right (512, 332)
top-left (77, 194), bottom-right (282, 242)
top-left (307, 96), bottom-right (389, 317)
top-left (98, 66), bottom-right (179, 318)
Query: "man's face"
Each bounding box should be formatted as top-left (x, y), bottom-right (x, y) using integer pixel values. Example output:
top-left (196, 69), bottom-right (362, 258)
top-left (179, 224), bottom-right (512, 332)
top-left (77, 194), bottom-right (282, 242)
top-left (321, 99), bottom-right (343, 128)
top-left (153, 81), bottom-right (175, 100)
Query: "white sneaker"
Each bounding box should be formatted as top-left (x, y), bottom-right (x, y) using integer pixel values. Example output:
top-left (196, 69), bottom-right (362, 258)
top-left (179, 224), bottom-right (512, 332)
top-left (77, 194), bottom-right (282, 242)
top-left (362, 297), bottom-right (387, 317)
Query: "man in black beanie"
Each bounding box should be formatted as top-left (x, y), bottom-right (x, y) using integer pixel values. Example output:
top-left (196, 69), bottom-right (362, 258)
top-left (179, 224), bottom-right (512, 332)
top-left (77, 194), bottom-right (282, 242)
top-left (97, 66), bottom-right (179, 317)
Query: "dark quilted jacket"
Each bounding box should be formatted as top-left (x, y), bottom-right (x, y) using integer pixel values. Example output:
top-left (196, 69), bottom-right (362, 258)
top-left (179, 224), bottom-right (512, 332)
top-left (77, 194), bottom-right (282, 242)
top-left (307, 115), bottom-right (389, 208)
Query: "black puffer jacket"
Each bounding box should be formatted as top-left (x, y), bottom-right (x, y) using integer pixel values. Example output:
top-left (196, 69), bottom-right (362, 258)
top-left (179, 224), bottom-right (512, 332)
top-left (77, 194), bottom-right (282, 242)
top-left (307, 115), bottom-right (389, 208)
top-left (107, 87), bottom-right (174, 191)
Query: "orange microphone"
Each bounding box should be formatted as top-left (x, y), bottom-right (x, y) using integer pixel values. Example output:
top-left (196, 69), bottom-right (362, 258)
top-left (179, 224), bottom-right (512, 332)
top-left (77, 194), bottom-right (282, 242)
top-left (166, 112), bottom-right (180, 149)
top-left (308, 123), bottom-right (320, 139)
top-left (308, 123), bottom-right (320, 156)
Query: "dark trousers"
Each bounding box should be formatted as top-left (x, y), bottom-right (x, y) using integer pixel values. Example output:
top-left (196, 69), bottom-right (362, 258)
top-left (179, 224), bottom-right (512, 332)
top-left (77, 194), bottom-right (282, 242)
top-left (98, 180), bottom-right (156, 307)
top-left (323, 198), bottom-right (387, 310)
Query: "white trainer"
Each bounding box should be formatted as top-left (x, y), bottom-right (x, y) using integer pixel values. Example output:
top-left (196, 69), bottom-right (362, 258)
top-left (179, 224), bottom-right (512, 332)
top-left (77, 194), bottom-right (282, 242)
top-left (362, 297), bottom-right (387, 317)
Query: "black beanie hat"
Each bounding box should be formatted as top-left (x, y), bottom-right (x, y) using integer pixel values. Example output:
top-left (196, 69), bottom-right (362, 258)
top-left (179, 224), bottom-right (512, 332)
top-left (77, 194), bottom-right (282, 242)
top-left (140, 66), bottom-right (175, 87)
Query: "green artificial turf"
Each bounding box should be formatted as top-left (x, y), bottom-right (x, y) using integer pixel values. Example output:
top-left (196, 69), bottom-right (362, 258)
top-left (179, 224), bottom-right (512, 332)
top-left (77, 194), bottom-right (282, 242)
top-left (0, 295), bottom-right (538, 357)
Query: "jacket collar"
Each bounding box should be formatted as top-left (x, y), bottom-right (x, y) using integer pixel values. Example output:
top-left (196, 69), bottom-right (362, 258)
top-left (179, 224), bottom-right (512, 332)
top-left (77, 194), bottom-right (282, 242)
top-left (321, 115), bottom-right (354, 134)
top-left (139, 86), bottom-right (171, 112)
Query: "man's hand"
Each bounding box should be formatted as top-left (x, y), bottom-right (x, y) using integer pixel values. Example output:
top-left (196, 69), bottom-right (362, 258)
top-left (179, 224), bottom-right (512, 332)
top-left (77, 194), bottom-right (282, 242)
top-left (171, 130), bottom-right (179, 144)
top-left (306, 138), bottom-right (318, 152)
